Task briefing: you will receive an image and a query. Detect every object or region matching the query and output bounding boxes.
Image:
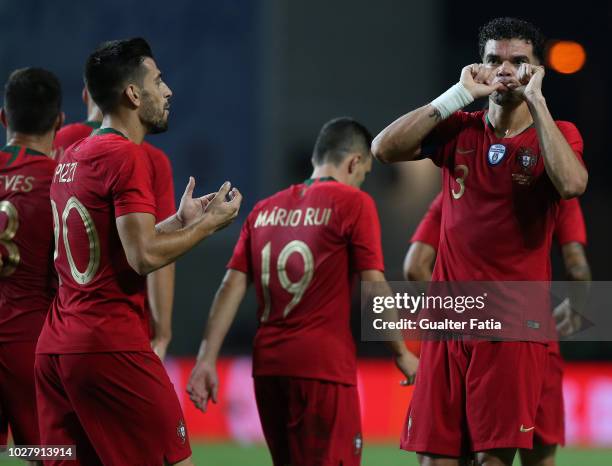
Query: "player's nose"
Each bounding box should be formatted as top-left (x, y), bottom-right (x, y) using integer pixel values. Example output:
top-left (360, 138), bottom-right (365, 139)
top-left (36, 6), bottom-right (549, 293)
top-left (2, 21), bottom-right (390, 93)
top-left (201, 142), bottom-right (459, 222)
top-left (496, 61), bottom-right (514, 76)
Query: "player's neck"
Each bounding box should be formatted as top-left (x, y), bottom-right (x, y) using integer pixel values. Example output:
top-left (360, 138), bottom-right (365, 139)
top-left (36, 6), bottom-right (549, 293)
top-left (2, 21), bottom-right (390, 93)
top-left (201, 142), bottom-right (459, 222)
top-left (487, 101), bottom-right (533, 139)
top-left (5, 131), bottom-right (53, 157)
top-left (86, 106), bottom-right (102, 124)
top-left (310, 166), bottom-right (344, 184)
top-left (100, 113), bottom-right (146, 144)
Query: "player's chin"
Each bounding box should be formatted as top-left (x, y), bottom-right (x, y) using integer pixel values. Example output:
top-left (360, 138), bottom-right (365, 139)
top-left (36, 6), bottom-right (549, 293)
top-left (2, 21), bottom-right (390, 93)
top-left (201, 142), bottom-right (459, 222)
top-left (148, 118), bottom-right (169, 135)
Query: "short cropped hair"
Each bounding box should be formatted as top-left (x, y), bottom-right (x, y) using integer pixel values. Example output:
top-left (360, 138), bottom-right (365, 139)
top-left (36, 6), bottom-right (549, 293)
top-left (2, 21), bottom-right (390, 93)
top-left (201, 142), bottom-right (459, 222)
top-left (312, 117), bottom-right (373, 166)
top-left (478, 17), bottom-right (546, 63)
top-left (3, 67), bottom-right (61, 134)
top-left (85, 37), bottom-right (153, 113)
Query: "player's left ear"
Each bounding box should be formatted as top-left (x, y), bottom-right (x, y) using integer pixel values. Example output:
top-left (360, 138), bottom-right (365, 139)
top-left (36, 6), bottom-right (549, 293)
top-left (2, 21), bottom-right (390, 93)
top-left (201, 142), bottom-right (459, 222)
top-left (347, 153), bottom-right (361, 174)
top-left (125, 84), bottom-right (141, 108)
top-left (0, 108), bottom-right (6, 129)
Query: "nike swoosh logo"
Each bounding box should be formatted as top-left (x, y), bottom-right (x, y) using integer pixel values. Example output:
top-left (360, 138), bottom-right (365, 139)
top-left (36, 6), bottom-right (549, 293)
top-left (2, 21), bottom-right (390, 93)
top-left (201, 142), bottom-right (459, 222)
top-left (520, 424), bottom-right (535, 433)
top-left (456, 148), bottom-right (475, 154)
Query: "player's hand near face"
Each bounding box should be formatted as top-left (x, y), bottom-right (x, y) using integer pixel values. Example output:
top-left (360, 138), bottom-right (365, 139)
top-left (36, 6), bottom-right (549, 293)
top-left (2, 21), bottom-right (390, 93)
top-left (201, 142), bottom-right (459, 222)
top-left (395, 350), bottom-right (419, 386)
top-left (186, 359), bottom-right (218, 413)
top-left (460, 64), bottom-right (505, 99)
top-left (508, 63), bottom-right (545, 103)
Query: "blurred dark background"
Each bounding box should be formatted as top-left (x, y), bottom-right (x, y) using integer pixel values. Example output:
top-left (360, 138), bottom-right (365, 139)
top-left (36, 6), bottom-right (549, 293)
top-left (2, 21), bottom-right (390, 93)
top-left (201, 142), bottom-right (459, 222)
top-left (1, 0), bottom-right (609, 359)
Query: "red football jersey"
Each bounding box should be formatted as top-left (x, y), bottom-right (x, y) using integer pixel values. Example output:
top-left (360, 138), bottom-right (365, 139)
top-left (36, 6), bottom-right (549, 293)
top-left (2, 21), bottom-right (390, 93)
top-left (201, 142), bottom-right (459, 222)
top-left (423, 110), bottom-right (584, 281)
top-left (36, 128), bottom-right (157, 354)
top-left (55, 122), bottom-right (176, 221)
top-left (412, 192), bottom-right (586, 251)
top-left (554, 198), bottom-right (586, 246)
top-left (53, 121), bottom-right (99, 160)
top-left (410, 192), bottom-right (442, 249)
top-left (54, 121), bottom-right (176, 339)
top-left (228, 178), bottom-right (384, 385)
top-left (0, 146), bottom-right (57, 341)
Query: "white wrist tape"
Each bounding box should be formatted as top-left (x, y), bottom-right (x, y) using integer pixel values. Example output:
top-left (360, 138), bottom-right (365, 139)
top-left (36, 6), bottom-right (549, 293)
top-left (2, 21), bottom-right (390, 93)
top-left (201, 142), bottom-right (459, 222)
top-left (430, 82), bottom-right (474, 119)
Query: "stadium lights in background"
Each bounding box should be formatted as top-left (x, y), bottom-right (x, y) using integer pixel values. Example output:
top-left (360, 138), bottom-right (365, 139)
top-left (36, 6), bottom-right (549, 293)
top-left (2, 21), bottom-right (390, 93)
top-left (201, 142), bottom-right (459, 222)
top-left (547, 40), bottom-right (587, 74)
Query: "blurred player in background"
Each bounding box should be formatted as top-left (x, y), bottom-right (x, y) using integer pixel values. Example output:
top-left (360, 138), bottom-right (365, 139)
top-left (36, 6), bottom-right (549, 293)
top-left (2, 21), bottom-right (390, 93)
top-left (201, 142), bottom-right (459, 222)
top-left (54, 86), bottom-right (176, 360)
top-left (34, 38), bottom-right (242, 465)
top-left (403, 194), bottom-right (591, 466)
top-left (187, 117), bottom-right (418, 466)
top-left (0, 67), bottom-right (62, 459)
top-left (373, 17), bottom-right (587, 466)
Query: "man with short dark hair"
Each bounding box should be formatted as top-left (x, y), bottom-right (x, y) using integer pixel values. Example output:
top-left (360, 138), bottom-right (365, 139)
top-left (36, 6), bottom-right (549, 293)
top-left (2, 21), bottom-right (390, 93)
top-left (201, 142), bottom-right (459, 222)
top-left (373, 16), bottom-right (587, 466)
top-left (0, 67), bottom-right (62, 454)
top-left (187, 117), bottom-right (418, 466)
top-left (35, 38), bottom-right (242, 465)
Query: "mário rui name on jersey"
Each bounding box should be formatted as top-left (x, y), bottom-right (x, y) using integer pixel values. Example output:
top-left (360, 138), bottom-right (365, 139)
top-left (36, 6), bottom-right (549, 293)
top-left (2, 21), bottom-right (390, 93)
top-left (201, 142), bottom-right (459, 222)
top-left (253, 206), bottom-right (332, 228)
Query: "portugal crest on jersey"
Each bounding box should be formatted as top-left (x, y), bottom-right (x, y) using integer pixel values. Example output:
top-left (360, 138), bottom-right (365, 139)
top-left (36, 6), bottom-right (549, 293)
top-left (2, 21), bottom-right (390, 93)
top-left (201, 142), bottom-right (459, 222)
top-left (512, 147), bottom-right (538, 186)
top-left (176, 419), bottom-right (186, 444)
top-left (487, 144), bottom-right (506, 166)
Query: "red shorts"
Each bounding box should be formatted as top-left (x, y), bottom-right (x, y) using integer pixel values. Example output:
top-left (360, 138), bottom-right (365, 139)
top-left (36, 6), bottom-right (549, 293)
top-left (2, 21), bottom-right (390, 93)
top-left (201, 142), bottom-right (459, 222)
top-left (401, 340), bottom-right (547, 456)
top-left (35, 351), bottom-right (191, 466)
top-left (533, 342), bottom-right (564, 446)
top-left (254, 376), bottom-right (362, 466)
top-left (0, 341), bottom-right (40, 445)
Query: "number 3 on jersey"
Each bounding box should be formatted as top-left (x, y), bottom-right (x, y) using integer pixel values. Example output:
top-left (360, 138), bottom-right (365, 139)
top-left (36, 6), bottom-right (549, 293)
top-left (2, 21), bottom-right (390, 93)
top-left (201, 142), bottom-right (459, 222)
top-left (0, 200), bottom-right (20, 276)
top-left (51, 197), bottom-right (101, 285)
top-left (260, 240), bottom-right (314, 322)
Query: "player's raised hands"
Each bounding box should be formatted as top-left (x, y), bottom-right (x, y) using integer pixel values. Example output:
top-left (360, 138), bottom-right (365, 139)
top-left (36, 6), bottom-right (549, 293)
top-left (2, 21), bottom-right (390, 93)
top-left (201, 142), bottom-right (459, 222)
top-left (176, 177), bottom-right (216, 227)
top-left (460, 64), bottom-right (505, 99)
top-left (186, 360), bottom-right (219, 413)
top-left (202, 181), bottom-right (243, 232)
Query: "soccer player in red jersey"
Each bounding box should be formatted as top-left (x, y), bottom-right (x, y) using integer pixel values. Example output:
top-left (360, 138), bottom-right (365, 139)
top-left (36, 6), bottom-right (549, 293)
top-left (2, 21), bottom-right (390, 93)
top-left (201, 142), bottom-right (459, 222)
top-left (404, 195), bottom-right (590, 466)
top-left (373, 17), bottom-right (587, 466)
top-left (187, 118), bottom-right (418, 466)
top-left (34, 38), bottom-right (242, 466)
top-left (0, 67), bottom-right (63, 452)
top-left (54, 87), bottom-right (176, 360)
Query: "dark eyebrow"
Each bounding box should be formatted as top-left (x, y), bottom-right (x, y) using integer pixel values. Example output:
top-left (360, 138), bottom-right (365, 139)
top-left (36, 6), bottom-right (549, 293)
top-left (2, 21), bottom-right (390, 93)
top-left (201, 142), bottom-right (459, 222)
top-left (511, 55), bottom-right (530, 62)
top-left (155, 72), bottom-right (162, 81)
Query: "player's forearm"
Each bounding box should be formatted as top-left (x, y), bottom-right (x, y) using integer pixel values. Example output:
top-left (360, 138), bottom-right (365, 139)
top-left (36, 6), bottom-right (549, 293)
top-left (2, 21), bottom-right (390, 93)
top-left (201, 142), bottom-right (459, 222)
top-left (147, 263), bottom-right (176, 340)
top-left (372, 105), bottom-right (440, 164)
top-left (155, 213), bottom-right (183, 234)
top-left (198, 271), bottom-right (248, 364)
top-left (563, 242), bottom-right (591, 315)
top-left (134, 217), bottom-right (217, 275)
top-left (528, 97), bottom-right (588, 199)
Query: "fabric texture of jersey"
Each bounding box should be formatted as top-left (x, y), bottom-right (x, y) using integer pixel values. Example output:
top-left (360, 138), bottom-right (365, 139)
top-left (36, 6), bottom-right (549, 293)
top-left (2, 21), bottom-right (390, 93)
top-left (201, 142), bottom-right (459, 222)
top-left (37, 130), bottom-right (156, 354)
top-left (0, 145), bottom-right (57, 341)
top-left (410, 192), bottom-right (442, 248)
top-left (228, 178), bottom-right (384, 385)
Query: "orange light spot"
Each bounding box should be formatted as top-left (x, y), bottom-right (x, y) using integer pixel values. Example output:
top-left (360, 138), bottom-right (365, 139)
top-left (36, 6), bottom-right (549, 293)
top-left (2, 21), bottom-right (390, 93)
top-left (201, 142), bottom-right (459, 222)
top-left (548, 41), bottom-right (586, 74)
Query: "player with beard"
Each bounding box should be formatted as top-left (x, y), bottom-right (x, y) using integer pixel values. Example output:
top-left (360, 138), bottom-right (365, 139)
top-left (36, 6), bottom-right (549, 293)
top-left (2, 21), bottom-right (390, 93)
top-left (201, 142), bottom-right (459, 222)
top-left (54, 88), bottom-right (176, 361)
top-left (373, 17), bottom-right (587, 466)
top-left (35, 38), bottom-right (242, 465)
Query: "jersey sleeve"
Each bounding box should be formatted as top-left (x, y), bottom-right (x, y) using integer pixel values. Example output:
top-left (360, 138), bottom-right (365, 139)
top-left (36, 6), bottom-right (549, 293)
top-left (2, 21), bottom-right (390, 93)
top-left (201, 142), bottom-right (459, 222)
top-left (226, 215), bottom-right (252, 275)
top-left (554, 198), bottom-right (587, 246)
top-left (145, 144), bottom-right (176, 221)
top-left (108, 145), bottom-right (156, 217)
top-left (344, 192), bottom-right (385, 272)
top-left (411, 192), bottom-right (442, 248)
top-left (420, 112), bottom-right (471, 167)
top-left (556, 121), bottom-right (585, 166)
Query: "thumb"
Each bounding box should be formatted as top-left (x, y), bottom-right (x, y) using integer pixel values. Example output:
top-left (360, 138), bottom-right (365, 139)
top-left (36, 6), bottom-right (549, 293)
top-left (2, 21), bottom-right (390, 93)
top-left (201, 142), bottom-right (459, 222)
top-left (183, 176), bottom-right (196, 199)
top-left (212, 383), bottom-right (219, 404)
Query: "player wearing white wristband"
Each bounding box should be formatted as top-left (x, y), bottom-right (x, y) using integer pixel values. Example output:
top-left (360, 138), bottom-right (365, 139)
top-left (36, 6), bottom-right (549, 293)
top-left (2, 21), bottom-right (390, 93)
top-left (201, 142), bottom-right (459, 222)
top-left (372, 17), bottom-right (587, 466)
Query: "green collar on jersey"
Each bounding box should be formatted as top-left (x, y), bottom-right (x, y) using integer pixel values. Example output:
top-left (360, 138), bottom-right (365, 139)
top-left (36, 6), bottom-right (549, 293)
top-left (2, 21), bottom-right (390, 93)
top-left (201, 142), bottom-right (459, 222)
top-left (84, 120), bottom-right (102, 129)
top-left (91, 127), bottom-right (128, 139)
top-left (303, 176), bottom-right (337, 186)
top-left (2, 145), bottom-right (46, 167)
top-left (484, 113), bottom-right (534, 138)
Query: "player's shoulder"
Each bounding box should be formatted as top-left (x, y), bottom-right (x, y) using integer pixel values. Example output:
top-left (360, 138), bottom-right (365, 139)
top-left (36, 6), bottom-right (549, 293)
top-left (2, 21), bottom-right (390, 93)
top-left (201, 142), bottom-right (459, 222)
top-left (454, 110), bottom-right (486, 126)
top-left (142, 140), bottom-right (169, 160)
top-left (554, 120), bottom-right (580, 135)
